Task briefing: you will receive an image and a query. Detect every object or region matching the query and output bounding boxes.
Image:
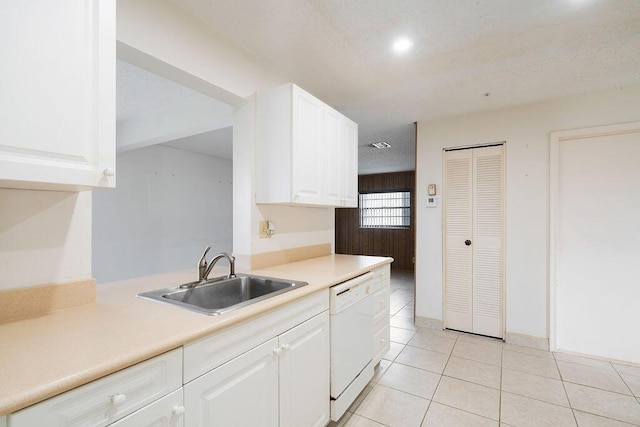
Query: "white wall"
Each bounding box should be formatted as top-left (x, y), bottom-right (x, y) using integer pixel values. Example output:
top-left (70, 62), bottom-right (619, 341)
top-left (416, 85), bottom-right (640, 341)
top-left (116, 0), bottom-right (281, 105)
top-left (0, 190), bottom-right (91, 291)
top-left (92, 145), bottom-right (232, 283)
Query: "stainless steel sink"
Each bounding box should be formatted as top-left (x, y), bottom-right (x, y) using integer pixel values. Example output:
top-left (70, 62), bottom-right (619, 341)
top-left (137, 274), bottom-right (309, 315)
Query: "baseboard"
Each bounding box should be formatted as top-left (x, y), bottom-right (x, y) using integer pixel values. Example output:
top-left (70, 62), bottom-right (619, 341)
top-left (415, 316), bottom-right (444, 330)
top-left (249, 243), bottom-right (332, 270)
top-left (505, 331), bottom-right (549, 351)
top-left (0, 278), bottom-right (96, 324)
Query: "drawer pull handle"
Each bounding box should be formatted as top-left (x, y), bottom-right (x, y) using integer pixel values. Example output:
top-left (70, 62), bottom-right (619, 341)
top-left (172, 405), bottom-right (185, 417)
top-left (110, 393), bottom-right (127, 407)
top-left (281, 344), bottom-right (291, 352)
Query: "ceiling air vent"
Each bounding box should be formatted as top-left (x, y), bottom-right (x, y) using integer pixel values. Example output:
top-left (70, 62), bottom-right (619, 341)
top-left (370, 141), bottom-right (391, 149)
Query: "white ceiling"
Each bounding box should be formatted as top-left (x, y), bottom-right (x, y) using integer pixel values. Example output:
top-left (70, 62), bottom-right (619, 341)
top-left (119, 0), bottom-right (640, 174)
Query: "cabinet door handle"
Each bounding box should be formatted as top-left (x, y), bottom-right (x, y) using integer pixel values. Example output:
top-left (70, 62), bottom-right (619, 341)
top-left (103, 168), bottom-right (115, 177)
top-left (172, 405), bottom-right (185, 417)
top-left (110, 393), bottom-right (127, 407)
top-left (281, 344), bottom-right (290, 352)
top-left (273, 347), bottom-right (282, 355)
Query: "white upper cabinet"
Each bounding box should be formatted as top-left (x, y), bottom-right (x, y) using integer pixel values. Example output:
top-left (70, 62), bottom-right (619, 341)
top-left (0, 0), bottom-right (115, 191)
top-left (256, 83), bottom-right (358, 207)
top-left (291, 87), bottom-right (325, 204)
top-left (324, 106), bottom-right (343, 206)
top-left (340, 117), bottom-right (358, 207)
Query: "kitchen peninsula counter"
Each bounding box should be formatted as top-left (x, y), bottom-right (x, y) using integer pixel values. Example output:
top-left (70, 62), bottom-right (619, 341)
top-left (0, 254), bottom-right (392, 416)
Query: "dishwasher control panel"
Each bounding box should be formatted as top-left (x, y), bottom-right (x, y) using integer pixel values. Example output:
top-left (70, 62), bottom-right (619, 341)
top-left (330, 272), bottom-right (374, 314)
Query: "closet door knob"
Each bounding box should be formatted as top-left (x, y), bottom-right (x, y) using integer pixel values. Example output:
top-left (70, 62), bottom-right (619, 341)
top-left (465, 240), bottom-right (472, 246)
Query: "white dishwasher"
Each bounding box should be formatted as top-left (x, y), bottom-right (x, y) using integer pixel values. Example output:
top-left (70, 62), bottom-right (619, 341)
top-left (330, 272), bottom-right (375, 421)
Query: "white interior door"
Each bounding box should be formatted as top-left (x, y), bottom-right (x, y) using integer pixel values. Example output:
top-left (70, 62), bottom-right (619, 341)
top-left (555, 127), bottom-right (640, 363)
top-left (444, 145), bottom-right (504, 338)
top-left (444, 149), bottom-right (474, 333)
top-left (472, 146), bottom-right (504, 337)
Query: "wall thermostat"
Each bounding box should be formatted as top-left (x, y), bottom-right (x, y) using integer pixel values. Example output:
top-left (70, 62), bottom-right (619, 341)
top-left (428, 184), bottom-right (437, 196)
top-left (426, 195), bottom-right (439, 208)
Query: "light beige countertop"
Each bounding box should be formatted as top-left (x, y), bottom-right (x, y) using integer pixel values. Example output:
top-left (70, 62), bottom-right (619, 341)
top-left (0, 254), bottom-right (392, 416)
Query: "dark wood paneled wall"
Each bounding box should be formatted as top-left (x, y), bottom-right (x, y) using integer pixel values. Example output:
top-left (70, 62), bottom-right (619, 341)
top-left (335, 171), bottom-right (415, 270)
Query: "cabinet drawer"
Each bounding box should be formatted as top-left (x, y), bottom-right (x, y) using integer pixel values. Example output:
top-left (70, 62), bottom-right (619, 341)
top-left (9, 349), bottom-right (182, 427)
top-left (184, 290), bottom-right (328, 383)
top-left (372, 286), bottom-right (389, 324)
top-left (108, 389), bottom-right (184, 427)
top-left (373, 320), bottom-right (390, 365)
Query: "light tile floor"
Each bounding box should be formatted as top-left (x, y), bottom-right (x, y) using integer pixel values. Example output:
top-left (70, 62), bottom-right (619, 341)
top-left (329, 269), bottom-right (640, 427)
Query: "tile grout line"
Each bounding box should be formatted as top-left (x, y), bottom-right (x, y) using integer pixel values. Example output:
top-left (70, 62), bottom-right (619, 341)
top-left (556, 356), bottom-right (639, 398)
top-left (611, 362), bottom-right (637, 398)
top-left (554, 351), bottom-right (580, 426)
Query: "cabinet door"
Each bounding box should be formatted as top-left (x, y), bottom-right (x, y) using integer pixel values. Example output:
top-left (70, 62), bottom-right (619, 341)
top-left (340, 118), bottom-right (358, 207)
top-left (324, 106), bottom-right (343, 206)
top-left (0, 0), bottom-right (115, 191)
top-left (184, 338), bottom-right (279, 427)
top-left (108, 389), bottom-right (184, 427)
top-left (278, 311), bottom-right (330, 427)
top-left (291, 86), bottom-right (325, 205)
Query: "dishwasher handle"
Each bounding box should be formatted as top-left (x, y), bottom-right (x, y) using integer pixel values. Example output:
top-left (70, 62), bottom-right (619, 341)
top-left (330, 272), bottom-right (375, 296)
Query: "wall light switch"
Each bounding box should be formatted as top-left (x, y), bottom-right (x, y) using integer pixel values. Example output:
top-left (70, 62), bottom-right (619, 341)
top-left (428, 184), bottom-right (437, 196)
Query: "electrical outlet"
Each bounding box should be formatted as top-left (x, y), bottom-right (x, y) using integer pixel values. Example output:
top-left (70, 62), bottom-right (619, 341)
top-left (259, 220), bottom-right (270, 238)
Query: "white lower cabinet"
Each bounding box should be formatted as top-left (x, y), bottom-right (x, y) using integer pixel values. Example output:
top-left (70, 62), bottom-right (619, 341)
top-left (279, 312), bottom-right (330, 427)
top-left (184, 311), bottom-right (330, 427)
top-left (372, 265), bottom-right (391, 365)
top-left (4, 284), bottom-right (374, 427)
top-left (109, 389), bottom-right (184, 427)
top-left (184, 338), bottom-right (279, 427)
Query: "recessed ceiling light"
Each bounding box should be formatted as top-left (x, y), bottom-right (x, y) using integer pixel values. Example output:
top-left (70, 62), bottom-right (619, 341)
top-left (393, 38), bottom-right (413, 54)
top-left (371, 141), bottom-right (391, 149)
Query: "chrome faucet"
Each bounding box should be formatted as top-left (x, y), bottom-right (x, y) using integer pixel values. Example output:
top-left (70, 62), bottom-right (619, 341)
top-left (181, 247), bottom-right (236, 289)
top-left (198, 246), bottom-right (212, 281)
top-left (203, 252), bottom-right (236, 281)
top-left (197, 246), bottom-right (236, 281)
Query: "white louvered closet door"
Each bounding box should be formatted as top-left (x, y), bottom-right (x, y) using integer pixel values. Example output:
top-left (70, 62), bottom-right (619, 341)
top-left (444, 145), bottom-right (504, 338)
top-left (444, 149), bottom-right (474, 333)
